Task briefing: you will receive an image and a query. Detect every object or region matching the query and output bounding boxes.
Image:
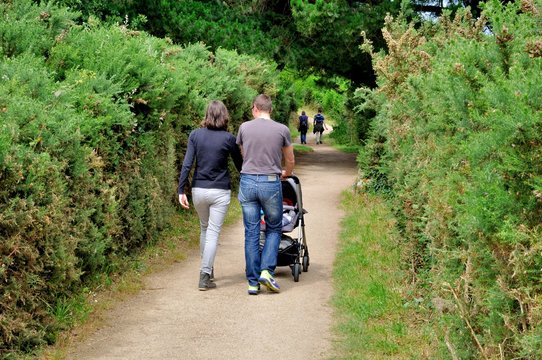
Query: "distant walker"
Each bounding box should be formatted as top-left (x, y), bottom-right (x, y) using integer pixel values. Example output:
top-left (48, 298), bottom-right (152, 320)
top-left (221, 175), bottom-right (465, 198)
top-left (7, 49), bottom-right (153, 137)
top-left (313, 108), bottom-right (328, 145)
top-left (298, 111), bottom-right (309, 144)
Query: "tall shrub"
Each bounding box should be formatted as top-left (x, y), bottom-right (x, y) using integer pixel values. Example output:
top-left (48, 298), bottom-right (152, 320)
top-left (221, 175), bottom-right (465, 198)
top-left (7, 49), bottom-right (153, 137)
top-left (359, 0), bottom-right (542, 357)
top-left (1, 0), bottom-right (289, 355)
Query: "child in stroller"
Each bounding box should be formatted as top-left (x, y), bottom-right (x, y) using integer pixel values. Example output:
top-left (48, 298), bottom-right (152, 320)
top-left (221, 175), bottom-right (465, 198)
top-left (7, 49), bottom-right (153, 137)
top-left (260, 176), bottom-right (309, 282)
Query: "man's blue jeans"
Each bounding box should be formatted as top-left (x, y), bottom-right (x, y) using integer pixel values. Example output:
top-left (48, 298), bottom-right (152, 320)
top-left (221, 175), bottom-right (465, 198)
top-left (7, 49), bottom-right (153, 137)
top-left (238, 174), bottom-right (283, 287)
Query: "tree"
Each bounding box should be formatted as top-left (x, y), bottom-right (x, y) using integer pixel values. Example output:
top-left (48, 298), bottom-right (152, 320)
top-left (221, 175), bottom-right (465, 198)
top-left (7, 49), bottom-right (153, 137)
top-left (51, 0), bottom-right (402, 87)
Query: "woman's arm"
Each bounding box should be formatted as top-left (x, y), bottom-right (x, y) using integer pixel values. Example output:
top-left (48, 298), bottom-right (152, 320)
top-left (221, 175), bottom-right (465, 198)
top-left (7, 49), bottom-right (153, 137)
top-left (230, 135), bottom-right (243, 172)
top-left (177, 132), bottom-right (196, 208)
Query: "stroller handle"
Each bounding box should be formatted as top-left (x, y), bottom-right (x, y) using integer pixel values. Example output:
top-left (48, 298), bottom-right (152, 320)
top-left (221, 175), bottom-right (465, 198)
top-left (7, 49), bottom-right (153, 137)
top-left (282, 174), bottom-right (301, 184)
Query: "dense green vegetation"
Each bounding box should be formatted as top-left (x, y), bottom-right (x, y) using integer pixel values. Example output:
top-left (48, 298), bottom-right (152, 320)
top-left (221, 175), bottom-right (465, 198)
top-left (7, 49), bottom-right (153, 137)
top-left (0, 0), bottom-right (297, 355)
top-left (51, 0), bottom-right (402, 86)
top-left (3, 0), bottom-right (541, 358)
top-left (52, 0), bottom-right (392, 146)
top-left (356, 0), bottom-right (542, 356)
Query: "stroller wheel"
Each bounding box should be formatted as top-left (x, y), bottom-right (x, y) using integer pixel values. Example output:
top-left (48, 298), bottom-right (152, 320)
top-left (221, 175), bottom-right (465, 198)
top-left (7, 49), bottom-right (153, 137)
top-left (292, 263), bottom-right (301, 282)
top-left (302, 254), bottom-right (309, 272)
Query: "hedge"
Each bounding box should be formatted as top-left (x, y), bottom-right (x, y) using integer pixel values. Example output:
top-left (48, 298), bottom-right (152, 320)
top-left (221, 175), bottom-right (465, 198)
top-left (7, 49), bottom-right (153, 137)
top-left (357, 0), bottom-right (542, 357)
top-left (0, 0), bottom-right (295, 355)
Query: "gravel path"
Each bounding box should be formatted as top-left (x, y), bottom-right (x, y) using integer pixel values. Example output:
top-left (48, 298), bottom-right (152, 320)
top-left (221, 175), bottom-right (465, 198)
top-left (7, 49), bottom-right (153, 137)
top-left (66, 132), bottom-right (358, 360)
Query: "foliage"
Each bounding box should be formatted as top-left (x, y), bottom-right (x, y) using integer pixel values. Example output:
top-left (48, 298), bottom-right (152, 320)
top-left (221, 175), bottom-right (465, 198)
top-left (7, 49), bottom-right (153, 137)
top-left (290, 0), bottom-right (401, 84)
top-left (49, 0), bottom-right (291, 69)
top-left (0, 0), bottom-right (290, 356)
top-left (358, 0), bottom-right (542, 357)
top-left (279, 69), bottom-right (355, 144)
top-left (47, 0), bottom-right (406, 149)
top-left (50, 0), bottom-right (403, 87)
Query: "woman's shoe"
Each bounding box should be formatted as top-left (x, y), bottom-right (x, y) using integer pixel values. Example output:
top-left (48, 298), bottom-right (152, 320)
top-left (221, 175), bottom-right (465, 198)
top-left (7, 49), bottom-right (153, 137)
top-left (199, 272), bottom-right (216, 291)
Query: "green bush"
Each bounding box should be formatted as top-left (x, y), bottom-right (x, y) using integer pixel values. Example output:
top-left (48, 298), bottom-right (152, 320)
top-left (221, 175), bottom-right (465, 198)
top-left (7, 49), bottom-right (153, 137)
top-left (0, 0), bottom-right (292, 356)
top-left (0, 0), bottom-right (77, 58)
top-left (359, 1), bottom-right (542, 357)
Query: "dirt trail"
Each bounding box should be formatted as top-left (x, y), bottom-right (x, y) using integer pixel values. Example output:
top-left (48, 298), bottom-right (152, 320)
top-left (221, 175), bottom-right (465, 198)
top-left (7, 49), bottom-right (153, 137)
top-left (66, 131), bottom-right (358, 360)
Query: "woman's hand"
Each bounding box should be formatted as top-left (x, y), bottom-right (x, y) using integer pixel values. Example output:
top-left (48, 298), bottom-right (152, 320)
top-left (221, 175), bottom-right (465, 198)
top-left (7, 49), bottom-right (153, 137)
top-left (179, 194), bottom-right (190, 209)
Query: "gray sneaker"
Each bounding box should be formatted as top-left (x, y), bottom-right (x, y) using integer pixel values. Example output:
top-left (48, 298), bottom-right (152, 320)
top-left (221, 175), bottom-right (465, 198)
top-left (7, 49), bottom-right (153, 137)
top-left (199, 272), bottom-right (216, 291)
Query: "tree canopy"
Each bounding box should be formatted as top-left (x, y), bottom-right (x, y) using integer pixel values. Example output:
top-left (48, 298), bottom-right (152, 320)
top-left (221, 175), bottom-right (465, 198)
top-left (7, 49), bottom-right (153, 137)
top-left (52, 0), bottom-right (403, 86)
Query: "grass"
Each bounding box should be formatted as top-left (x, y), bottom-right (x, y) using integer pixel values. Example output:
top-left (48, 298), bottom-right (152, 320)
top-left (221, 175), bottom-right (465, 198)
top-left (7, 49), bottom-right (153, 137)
top-left (334, 144), bottom-right (360, 153)
top-left (293, 143), bottom-right (313, 154)
top-left (330, 191), bottom-right (437, 359)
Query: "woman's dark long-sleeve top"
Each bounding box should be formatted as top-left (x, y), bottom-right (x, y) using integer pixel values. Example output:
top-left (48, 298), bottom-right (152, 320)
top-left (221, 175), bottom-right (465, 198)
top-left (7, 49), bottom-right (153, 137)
top-left (178, 128), bottom-right (243, 195)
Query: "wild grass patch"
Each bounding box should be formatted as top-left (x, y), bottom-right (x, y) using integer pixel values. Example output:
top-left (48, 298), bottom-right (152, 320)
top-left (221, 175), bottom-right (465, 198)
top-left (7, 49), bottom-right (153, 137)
top-left (293, 144), bottom-right (314, 154)
top-left (334, 144), bottom-right (360, 153)
top-left (331, 191), bottom-right (437, 359)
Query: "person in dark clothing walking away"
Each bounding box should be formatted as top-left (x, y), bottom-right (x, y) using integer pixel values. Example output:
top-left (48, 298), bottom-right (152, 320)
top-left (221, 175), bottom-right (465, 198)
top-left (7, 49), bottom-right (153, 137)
top-left (298, 111), bottom-right (309, 144)
top-left (178, 100), bottom-right (243, 291)
top-left (236, 94), bottom-right (295, 295)
top-left (313, 108), bottom-right (328, 145)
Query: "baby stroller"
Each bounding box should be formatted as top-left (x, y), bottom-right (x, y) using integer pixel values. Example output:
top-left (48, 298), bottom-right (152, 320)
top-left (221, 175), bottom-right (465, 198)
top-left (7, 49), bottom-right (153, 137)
top-left (260, 175), bottom-right (309, 282)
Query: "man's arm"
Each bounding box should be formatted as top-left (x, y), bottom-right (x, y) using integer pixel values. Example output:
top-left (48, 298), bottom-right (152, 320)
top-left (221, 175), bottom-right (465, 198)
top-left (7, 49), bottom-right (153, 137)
top-left (281, 144), bottom-right (295, 178)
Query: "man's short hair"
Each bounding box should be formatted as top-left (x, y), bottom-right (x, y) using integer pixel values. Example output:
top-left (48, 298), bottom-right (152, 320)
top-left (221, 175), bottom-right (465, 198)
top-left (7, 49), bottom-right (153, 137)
top-left (253, 94), bottom-right (272, 113)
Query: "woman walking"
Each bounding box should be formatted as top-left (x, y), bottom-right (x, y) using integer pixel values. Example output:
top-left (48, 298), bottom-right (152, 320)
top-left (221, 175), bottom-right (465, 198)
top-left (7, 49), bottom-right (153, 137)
top-left (178, 100), bottom-right (243, 290)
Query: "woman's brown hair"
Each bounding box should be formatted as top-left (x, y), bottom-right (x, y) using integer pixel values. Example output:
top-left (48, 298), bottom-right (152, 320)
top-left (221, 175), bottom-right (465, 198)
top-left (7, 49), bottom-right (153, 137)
top-left (201, 100), bottom-right (229, 130)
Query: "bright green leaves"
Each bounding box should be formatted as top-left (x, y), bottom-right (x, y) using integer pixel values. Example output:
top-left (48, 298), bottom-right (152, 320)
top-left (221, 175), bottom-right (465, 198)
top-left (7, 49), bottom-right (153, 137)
top-left (1, 0), bottom-right (287, 355)
top-left (357, 1), bottom-right (542, 356)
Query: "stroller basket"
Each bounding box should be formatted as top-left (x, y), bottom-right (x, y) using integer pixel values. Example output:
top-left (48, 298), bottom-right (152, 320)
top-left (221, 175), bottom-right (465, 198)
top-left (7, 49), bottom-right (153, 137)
top-left (277, 235), bottom-right (299, 266)
top-left (259, 233), bottom-right (299, 267)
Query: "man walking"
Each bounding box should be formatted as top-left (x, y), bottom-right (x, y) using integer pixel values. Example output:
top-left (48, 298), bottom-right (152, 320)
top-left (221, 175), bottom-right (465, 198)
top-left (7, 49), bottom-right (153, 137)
top-left (298, 111), bottom-right (309, 144)
top-left (236, 94), bottom-right (295, 295)
top-left (313, 108), bottom-right (327, 145)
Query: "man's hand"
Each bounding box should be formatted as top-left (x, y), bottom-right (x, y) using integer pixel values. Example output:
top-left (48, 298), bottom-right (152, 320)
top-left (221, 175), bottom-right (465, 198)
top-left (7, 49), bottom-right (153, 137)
top-left (179, 194), bottom-right (190, 209)
top-left (281, 169), bottom-right (291, 180)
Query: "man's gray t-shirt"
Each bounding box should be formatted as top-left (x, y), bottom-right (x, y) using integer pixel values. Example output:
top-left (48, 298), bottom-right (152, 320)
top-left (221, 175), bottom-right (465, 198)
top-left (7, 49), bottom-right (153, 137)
top-left (236, 117), bottom-right (292, 175)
